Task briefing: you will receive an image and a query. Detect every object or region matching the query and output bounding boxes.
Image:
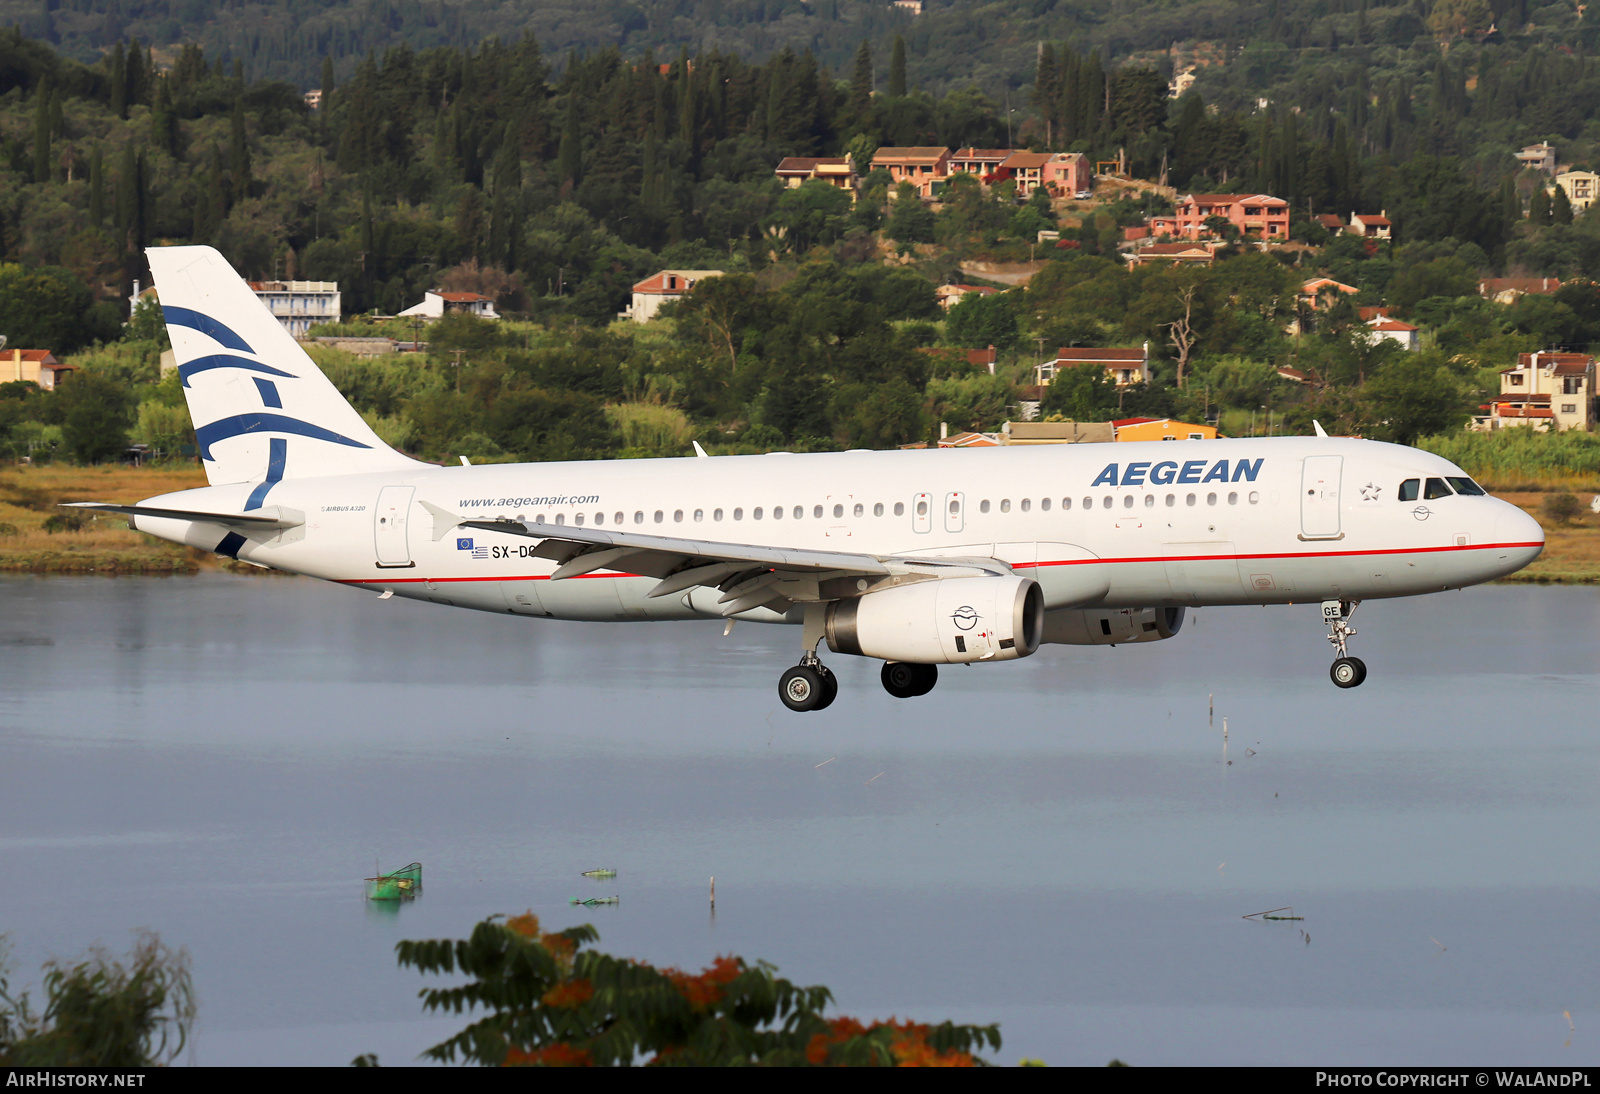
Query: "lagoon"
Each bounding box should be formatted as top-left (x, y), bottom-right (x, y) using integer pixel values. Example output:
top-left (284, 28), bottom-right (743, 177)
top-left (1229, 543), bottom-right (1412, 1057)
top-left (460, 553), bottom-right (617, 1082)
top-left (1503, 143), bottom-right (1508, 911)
top-left (1, 574), bottom-right (1597, 1065)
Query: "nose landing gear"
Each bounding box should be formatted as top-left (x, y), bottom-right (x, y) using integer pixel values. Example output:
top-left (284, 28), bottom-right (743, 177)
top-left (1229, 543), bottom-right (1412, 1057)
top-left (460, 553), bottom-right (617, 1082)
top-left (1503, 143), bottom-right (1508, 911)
top-left (1323, 599), bottom-right (1367, 689)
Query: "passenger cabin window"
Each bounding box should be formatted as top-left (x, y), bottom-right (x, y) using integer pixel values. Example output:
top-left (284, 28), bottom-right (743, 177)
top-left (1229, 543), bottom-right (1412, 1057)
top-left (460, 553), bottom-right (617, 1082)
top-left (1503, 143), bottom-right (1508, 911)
top-left (894, 502), bottom-right (905, 517)
top-left (1398, 479), bottom-right (1419, 501)
top-left (980, 500), bottom-right (991, 513)
top-left (1447, 477), bottom-right (1487, 496)
top-left (1423, 478), bottom-right (1453, 500)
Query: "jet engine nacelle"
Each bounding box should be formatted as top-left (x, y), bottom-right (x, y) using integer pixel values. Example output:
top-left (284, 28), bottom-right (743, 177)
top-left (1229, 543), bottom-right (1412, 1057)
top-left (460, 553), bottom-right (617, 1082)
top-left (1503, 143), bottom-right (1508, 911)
top-left (1041, 606), bottom-right (1185, 645)
top-left (825, 576), bottom-right (1044, 664)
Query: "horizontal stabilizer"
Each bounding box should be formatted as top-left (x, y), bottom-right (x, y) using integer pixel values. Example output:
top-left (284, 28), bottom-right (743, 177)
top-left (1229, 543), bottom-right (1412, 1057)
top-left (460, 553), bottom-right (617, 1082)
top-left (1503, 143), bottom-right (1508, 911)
top-left (61, 502), bottom-right (303, 530)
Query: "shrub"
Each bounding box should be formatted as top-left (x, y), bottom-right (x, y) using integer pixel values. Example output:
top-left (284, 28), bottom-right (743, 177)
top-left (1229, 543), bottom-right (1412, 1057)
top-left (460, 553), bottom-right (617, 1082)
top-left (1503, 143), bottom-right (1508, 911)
top-left (1542, 492), bottom-right (1583, 524)
top-left (385, 913), bottom-right (1001, 1067)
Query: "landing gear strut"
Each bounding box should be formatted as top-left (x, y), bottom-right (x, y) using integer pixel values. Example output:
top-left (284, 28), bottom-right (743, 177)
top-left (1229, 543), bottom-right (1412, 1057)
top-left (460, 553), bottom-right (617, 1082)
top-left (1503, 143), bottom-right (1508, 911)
top-left (779, 652), bottom-right (837, 712)
top-left (779, 607), bottom-right (838, 712)
top-left (1323, 599), bottom-right (1367, 689)
top-left (880, 661), bottom-right (937, 699)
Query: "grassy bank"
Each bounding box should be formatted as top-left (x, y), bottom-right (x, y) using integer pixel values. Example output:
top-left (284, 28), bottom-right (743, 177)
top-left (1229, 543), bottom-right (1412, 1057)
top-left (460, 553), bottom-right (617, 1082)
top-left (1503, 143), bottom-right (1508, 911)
top-left (0, 464), bottom-right (212, 573)
top-left (3, 463), bottom-right (1597, 583)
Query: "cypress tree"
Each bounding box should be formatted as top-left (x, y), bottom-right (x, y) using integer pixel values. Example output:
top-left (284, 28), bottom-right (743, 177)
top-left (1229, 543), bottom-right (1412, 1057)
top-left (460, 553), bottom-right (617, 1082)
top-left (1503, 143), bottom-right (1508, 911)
top-left (109, 42), bottom-right (126, 118)
top-left (115, 142), bottom-right (137, 243)
top-left (319, 55), bottom-right (336, 148)
top-left (557, 94), bottom-right (581, 186)
top-left (1033, 43), bottom-right (1059, 146)
top-left (889, 36), bottom-right (907, 98)
top-left (89, 146), bottom-right (104, 229)
top-left (1552, 183), bottom-right (1574, 225)
top-left (229, 98), bottom-right (251, 198)
top-left (125, 38), bottom-right (146, 110)
top-left (32, 80), bottom-right (51, 184)
top-left (850, 41), bottom-right (873, 114)
top-left (151, 76), bottom-right (179, 158)
top-left (1529, 183), bottom-right (1551, 225)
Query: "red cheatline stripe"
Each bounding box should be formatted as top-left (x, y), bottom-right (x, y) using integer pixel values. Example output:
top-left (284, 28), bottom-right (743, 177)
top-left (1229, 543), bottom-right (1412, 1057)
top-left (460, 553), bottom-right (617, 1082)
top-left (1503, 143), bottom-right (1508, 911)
top-left (336, 540), bottom-right (1541, 587)
top-left (1018, 540), bottom-right (1545, 568)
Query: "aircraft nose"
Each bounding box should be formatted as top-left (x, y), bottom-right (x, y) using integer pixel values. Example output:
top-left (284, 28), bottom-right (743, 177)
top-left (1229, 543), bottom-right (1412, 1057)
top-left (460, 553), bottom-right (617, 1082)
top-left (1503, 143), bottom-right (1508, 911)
top-left (1490, 500), bottom-right (1544, 574)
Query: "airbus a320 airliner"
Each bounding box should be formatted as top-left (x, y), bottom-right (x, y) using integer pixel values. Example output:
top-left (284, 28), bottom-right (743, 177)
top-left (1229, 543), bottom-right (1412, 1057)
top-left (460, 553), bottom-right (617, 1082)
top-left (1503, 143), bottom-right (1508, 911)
top-left (70, 246), bottom-right (1545, 711)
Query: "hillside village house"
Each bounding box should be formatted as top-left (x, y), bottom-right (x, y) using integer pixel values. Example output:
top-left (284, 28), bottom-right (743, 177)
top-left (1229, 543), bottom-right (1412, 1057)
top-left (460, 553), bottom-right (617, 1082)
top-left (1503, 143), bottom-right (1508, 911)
top-left (398, 290), bottom-right (499, 321)
top-left (1479, 277), bottom-right (1561, 304)
top-left (1473, 351), bottom-right (1596, 433)
top-left (1035, 344), bottom-right (1151, 387)
top-left (1514, 142), bottom-right (1557, 175)
top-left (774, 156), bottom-right (857, 199)
top-left (3, 349), bottom-right (72, 390)
top-left (1554, 170), bottom-right (1599, 211)
top-left (1126, 242), bottom-right (1216, 266)
top-left (1348, 212), bottom-right (1392, 239)
top-left (1300, 277), bottom-right (1360, 308)
top-left (1113, 417), bottom-right (1218, 441)
top-left (1170, 193), bottom-right (1291, 239)
top-left (948, 148), bottom-right (1013, 178)
top-left (934, 283), bottom-right (998, 310)
top-left (871, 147), bottom-right (952, 198)
top-left (248, 279), bottom-right (341, 338)
top-left (621, 270), bottom-right (724, 323)
top-left (1367, 317), bottom-right (1420, 351)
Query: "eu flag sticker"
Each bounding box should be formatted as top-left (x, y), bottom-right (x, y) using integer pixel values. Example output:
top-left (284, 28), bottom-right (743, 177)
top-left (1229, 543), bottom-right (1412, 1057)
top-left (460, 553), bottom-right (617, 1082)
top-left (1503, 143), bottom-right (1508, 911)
top-left (456, 537), bottom-right (474, 551)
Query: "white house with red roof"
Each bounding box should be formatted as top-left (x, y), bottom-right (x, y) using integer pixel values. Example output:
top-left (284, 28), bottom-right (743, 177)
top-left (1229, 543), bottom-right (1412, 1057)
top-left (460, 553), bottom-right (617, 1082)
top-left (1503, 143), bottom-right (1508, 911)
top-left (1348, 212), bottom-right (1391, 239)
top-left (1367, 317), bottom-right (1419, 351)
top-left (398, 290), bottom-right (500, 321)
top-left (620, 270), bottom-right (724, 323)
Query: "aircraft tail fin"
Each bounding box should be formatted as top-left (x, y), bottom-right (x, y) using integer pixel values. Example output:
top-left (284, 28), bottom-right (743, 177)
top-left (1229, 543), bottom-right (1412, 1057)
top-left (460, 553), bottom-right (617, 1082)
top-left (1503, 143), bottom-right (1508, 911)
top-left (146, 246), bottom-right (424, 498)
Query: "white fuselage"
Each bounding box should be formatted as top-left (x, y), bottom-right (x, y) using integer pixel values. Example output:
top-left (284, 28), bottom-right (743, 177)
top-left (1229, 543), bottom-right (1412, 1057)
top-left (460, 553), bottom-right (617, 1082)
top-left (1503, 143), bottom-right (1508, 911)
top-left (131, 436), bottom-right (1543, 630)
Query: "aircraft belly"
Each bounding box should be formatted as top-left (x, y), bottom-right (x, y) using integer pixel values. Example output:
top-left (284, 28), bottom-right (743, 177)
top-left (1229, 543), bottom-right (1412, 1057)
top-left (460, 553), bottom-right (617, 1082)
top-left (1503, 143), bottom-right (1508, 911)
top-left (535, 575), bottom-right (630, 621)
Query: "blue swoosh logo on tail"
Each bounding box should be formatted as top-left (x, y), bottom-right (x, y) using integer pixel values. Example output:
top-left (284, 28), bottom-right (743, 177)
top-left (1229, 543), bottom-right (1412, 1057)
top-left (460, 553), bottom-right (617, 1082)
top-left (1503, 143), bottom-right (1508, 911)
top-left (162, 306), bottom-right (255, 353)
top-left (179, 353), bottom-right (296, 387)
top-left (195, 414), bottom-right (372, 461)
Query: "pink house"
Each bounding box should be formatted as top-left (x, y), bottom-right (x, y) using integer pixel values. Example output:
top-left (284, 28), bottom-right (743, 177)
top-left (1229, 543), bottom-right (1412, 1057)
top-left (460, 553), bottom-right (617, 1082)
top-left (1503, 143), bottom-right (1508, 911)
top-left (1044, 152), bottom-right (1092, 196)
top-left (1173, 193), bottom-right (1290, 239)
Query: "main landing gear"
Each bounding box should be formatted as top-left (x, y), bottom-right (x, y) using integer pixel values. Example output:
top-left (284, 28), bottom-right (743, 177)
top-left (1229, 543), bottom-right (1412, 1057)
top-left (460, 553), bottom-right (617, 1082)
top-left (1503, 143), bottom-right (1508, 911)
top-left (1323, 599), bottom-right (1367, 689)
top-left (779, 654), bottom-right (838, 713)
top-left (775, 606), bottom-right (939, 711)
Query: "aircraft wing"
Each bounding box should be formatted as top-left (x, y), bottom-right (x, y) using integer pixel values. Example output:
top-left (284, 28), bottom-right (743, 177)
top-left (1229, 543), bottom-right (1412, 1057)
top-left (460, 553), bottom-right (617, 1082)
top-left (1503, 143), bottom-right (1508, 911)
top-left (427, 502), bottom-right (1006, 617)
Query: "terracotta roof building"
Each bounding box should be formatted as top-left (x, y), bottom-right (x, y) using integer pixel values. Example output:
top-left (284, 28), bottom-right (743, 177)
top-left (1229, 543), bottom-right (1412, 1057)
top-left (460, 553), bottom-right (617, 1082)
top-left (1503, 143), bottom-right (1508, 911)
top-left (2, 349), bottom-right (73, 390)
top-left (1479, 277), bottom-right (1561, 304)
top-left (774, 156), bottom-right (857, 198)
top-left (1126, 242), bottom-right (1216, 266)
top-left (871, 147), bottom-right (951, 198)
top-left (1172, 193), bottom-right (1290, 239)
top-left (620, 270), bottom-right (724, 323)
top-left (398, 290), bottom-right (500, 321)
top-left (1348, 212), bottom-right (1392, 239)
top-left (1474, 350), bottom-right (1596, 433)
top-left (1036, 345), bottom-right (1150, 387)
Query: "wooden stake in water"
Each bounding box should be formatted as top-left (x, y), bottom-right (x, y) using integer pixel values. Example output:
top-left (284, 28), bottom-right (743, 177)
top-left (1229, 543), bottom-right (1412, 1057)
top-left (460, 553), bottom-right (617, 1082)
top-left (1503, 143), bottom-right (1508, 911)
top-left (1209, 694), bottom-right (1213, 728)
top-left (710, 876), bottom-right (715, 908)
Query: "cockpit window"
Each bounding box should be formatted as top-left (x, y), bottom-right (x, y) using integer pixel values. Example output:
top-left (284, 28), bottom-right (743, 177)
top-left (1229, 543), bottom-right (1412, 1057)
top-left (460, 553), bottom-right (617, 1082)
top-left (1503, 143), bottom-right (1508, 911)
top-left (1447, 477), bottom-right (1487, 496)
top-left (1398, 479), bottom-right (1419, 501)
top-left (1424, 477), bottom-right (1454, 500)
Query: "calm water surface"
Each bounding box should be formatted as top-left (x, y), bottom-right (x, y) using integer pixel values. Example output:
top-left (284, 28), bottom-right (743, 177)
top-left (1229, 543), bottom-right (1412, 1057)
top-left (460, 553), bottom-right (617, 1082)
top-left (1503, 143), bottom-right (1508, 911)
top-left (1, 575), bottom-right (1597, 1066)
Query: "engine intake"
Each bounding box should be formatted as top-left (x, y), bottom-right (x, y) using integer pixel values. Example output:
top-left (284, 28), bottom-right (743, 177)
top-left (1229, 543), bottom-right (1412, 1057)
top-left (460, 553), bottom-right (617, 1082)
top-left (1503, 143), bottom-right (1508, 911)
top-left (826, 576), bottom-right (1044, 664)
